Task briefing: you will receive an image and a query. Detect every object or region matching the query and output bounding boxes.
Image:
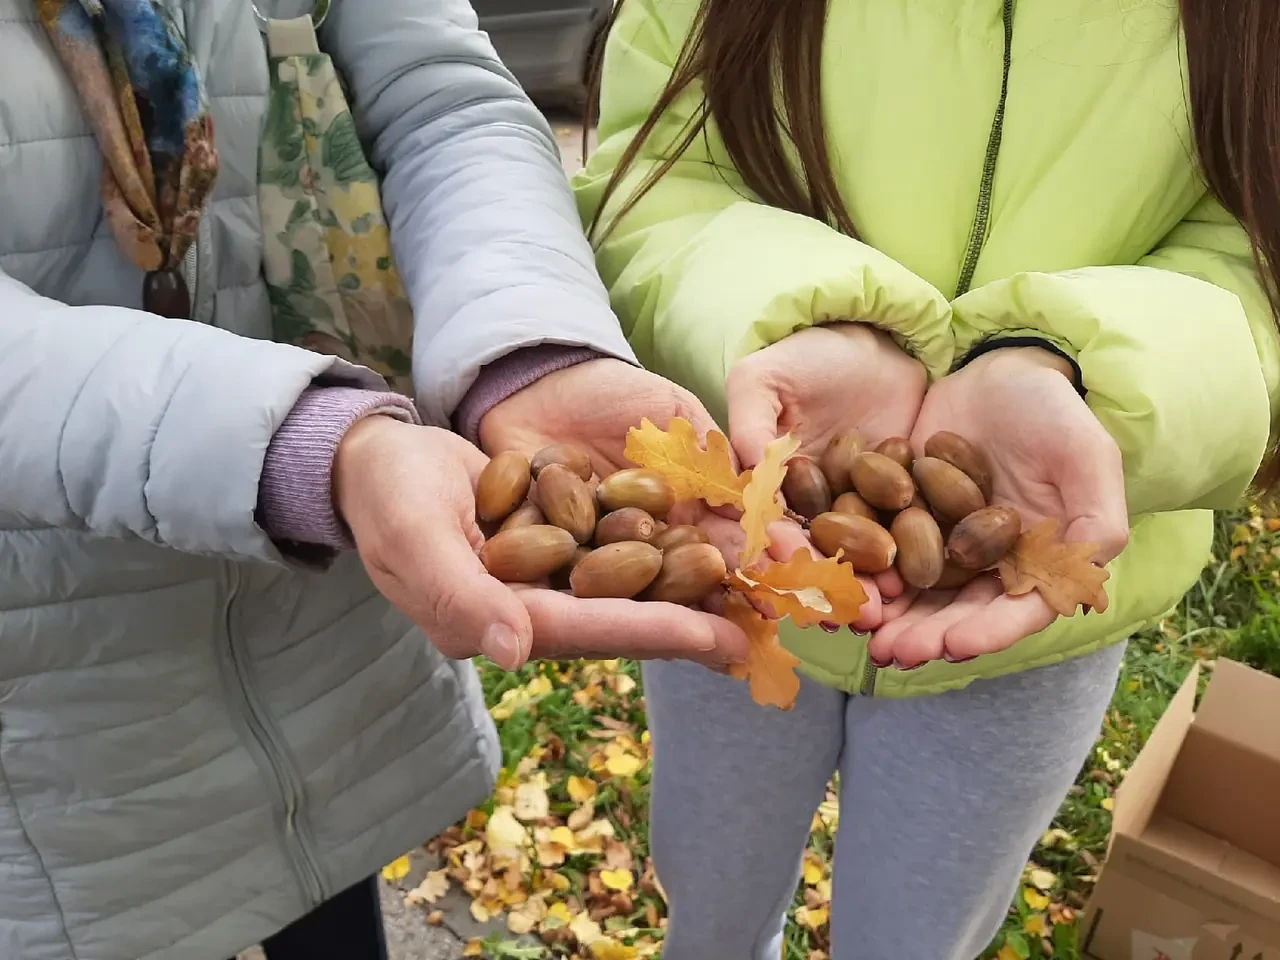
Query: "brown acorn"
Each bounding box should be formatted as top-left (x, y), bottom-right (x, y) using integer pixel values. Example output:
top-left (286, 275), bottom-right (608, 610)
top-left (809, 512), bottom-right (898, 572)
top-left (849, 451), bottom-right (916, 511)
top-left (924, 431), bottom-right (994, 500)
top-left (498, 500), bottom-right (545, 532)
top-left (934, 560), bottom-right (981, 590)
top-left (912, 457), bottom-right (987, 524)
top-left (596, 468), bottom-right (677, 519)
top-left (782, 456), bottom-right (832, 520)
top-left (595, 507), bottom-right (658, 546)
top-left (530, 443), bottom-right (594, 482)
top-left (570, 541), bottom-right (664, 599)
top-left (946, 506), bottom-right (1022, 570)
top-left (475, 451), bottom-right (532, 523)
top-left (642, 542), bottom-right (727, 605)
top-left (536, 463), bottom-right (598, 542)
top-left (819, 428), bottom-right (866, 494)
top-left (551, 545), bottom-right (594, 591)
top-left (875, 437), bottom-right (915, 471)
top-left (832, 491), bottom-right (878, 522)
top-left (652, 524), bottom-right (711, 551)
top-left (890, 507), bottom-right (945, 589)
top-left (480, 525), bottom-right (578, 582)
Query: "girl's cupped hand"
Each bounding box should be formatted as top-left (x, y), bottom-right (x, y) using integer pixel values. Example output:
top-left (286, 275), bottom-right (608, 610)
top-left (725, 322), bottom-right (929, 630)
top-left (867, 347), bottom-right (1130, 670)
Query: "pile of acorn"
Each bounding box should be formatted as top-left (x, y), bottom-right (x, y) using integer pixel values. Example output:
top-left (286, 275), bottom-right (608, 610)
top-left (476, 444), bottom-right (728, 605)
top-left (474, 430), bottom-right (1021, 606)
top-left (781, 429), bottom-right (1020, 590)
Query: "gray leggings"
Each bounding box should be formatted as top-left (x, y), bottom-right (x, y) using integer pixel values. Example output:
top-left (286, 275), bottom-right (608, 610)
top-left (643, 643), bottom-right (1125, 960)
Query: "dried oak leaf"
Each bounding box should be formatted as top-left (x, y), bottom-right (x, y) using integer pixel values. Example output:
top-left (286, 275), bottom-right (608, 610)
top-left (739, 433), bottom-right (802, 568)
top-left (730, 550), bottom-right (868, 628)
top-left (724, 593), bottom-right (802, 710)
top-left (997, 519), bottom-right (1110, 617)
top-left (624, 416), bottom-right (748, 508)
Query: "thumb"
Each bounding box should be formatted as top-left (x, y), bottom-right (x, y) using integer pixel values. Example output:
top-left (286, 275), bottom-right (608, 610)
top-left (380, 513), bottom-right (535, 670)
top-left (726, 373), bottom-right (783, 469)
top-left (1056, 439), bottom-right (1129, 565)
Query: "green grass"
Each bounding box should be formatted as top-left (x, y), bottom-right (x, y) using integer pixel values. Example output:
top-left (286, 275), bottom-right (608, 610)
top-left (466, 510), bottom-right (1280, 960)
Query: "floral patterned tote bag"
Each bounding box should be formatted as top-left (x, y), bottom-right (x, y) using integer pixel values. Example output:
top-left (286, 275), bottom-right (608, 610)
top-left (256, 1), bottom-right (414, 395)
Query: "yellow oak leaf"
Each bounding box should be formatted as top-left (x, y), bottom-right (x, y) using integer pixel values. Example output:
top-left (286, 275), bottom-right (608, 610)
top-left (725, 593), bottom-right (802, 710)
top-left (995, 945), bottom-right (1022, 960)
top-left (797, 905), bottom-right (829, 930)
top-left (567, 775), bottom-right (598, 803)
top-left (605, 752), bottom-right (644, 778)
top-left (624, 417), bottom-right (749, 508)
top-left (1028, 867), bottom-right (1056, 891)
top-left (485, 806), bottom-right (529, 857)
top-left (514, 780), bottom-right (550, 822)
top-left (1024, 887), bottom-right (1050, 911)
top-left (997, 519), bottom-right (1110, 617)
top-left (1101, 796), bottom-right (1115, 811)
top-left (380, 854), bottom-right (411, 883)
top-left (463, 940), bottom-right (484, 957)
top-left (731, 550), bottom-right (868, 628)
top-left (600, 868), bottom-right (634, 892)
top-left (405, 869), bottom-right (450, 907)
top-left (740, 433), bottom-right (802, 567)
top-left (592, 941), bottom-right (640, 960)
top-left (802, 853), bottom-right (824, 886)
top-left (1024, 913), bottom-right (1050, 937)
top-left (569, 910), bottom-right (604, 945)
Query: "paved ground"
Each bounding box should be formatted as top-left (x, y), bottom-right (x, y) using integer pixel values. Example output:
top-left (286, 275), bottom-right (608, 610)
top-left (241, 111), bottom-right (587, 960)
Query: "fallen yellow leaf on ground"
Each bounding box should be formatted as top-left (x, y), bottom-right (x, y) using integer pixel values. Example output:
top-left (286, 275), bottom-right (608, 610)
top-left (404, 869), bottom-right (450, 907)
top-left (568, 775), bottom-right (597, 802)
top-left (1027, 867), bottom-right (1056, 891)
top-left (1023, 887), bottom-right (1050, 911)
top-left (740, 433), bottom-right (801, 567)
top-left (486, 806), bottom-right (529, 857)
top-left (1024, 913), bottom-right (1050, 937)
top-left (600, 868), bottom-right (634, 892)
top-left (570, 910), bottom-right (604, 944)
top-left (624, 417), bottom-right (749, 508)
top-left (592, 940), bottom-right (640, 960)
top-left (796, 905), bottom-right (829, 930)
top-left (514, 779), bottom-right (550, 822)
top-left (380, 854), bottom-right (411, 883)
top-left (606, 752), bottom-right (644, 777)
top-left (802, 853), bottom-right (824, 886)
top-left (463, 940), bottom-right (484, 957)
top-left (995, 944), bottom-right (1022, 960)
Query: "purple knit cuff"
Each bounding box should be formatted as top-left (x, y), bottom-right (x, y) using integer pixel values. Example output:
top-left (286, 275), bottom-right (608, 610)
top-left (259, 386), bottom-right (421, 551)
top-left (453, 345), bottom-right (604, 446)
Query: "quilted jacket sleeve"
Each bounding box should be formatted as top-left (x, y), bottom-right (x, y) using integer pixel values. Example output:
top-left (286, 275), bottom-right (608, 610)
top-left (317, 0), bottom-right (638, 427)
top-left (952, 196), bottom-right (1280, 516)
top-left (571, 0), bottom-right (953, 425)
top-left (0, 269), bottom-right (384, 561)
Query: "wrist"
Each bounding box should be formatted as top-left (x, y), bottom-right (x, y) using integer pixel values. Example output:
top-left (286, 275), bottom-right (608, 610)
top-left (959, 339), bottom-right (1083, 394)
top-left (333, 414), bottom-right (408, 531)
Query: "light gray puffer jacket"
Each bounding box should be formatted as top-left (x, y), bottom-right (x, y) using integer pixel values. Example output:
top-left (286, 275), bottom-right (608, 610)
top-left (0, 2), bottom-right (634, 958)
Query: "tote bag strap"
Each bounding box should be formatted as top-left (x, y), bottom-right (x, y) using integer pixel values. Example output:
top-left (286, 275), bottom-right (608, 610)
top-left (255, 1), bottom-right (415, 396)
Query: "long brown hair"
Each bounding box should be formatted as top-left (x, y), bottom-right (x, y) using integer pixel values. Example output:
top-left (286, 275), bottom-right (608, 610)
top-left (584, 0), bottom-right (1280, 490)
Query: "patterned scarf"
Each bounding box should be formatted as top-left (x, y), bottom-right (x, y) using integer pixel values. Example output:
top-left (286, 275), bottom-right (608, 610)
top-left (37, 0), bottom-right (218, 318)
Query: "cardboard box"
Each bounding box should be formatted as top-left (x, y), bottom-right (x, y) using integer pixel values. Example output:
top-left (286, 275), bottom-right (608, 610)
top-left (1080, 659), bottom-right (1280, 960)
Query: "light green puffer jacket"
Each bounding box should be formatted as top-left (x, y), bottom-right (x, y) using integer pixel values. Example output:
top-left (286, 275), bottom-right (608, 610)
top-left (574, 0), bottom-right (1280, 697)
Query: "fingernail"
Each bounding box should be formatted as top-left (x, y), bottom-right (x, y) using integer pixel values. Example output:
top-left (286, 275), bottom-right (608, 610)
top-left (819, 621), bottom-right (840, 634)
top-left (892, 659), bottom-right (923, 672)
top-left (481, 623), bottom-right (521, 669)
top-left (870, 656), bottom-right (892, 669)
top-left (943, 652), bottom-right (977, 664)
top-left (693, 625), bottom-right (718, 652)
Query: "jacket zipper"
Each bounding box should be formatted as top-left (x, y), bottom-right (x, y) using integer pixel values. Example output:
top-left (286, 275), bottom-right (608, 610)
top-left (860, 0), bottom-right (1015, 697)
top-left (222, 566), bottom-right (328, 907)
top-left (954, 0), bottom-right (1015, 299)
top-left (182, 241), bottom-right (199, 319)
